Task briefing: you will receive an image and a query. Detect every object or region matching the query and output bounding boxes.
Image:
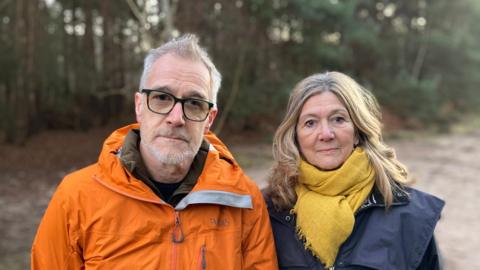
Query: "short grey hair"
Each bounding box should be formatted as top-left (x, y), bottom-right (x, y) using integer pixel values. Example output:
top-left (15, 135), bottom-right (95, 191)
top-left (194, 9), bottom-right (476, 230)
top-left (138, 34), bottom-right (222, 103)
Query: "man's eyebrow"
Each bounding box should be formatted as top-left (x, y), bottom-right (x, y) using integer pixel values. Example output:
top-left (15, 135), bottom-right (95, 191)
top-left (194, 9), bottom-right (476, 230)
top-left (188, 92), bottom-right (208, 100)
top-left (149, 86), bottom-right (172, 92)
top-left (182, 90), bottom-right (208, 100)
top-left (149, 86), bottom-right (208, 100)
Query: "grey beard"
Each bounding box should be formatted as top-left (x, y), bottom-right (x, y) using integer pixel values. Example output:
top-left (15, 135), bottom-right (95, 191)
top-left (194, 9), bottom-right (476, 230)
top-left (142, 140), bottom-right (196, 166)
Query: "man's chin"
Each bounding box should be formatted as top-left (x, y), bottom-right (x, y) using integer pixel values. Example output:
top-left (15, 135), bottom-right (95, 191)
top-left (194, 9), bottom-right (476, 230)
top-left (159, 152), bottom-right (194, 165)
top-left (149, 146), bottom-right (195, 165)
top-left (155, 143), bottom-right (189, 153)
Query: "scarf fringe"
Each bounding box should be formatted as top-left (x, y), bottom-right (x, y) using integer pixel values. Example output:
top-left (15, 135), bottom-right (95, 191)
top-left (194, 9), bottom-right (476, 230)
top-left (295, 224), bottom-right (334, 268)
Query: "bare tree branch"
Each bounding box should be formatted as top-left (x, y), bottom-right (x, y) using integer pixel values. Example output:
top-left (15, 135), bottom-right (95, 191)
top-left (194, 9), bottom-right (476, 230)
top-left (160, 0), bottom-right (174, 40)
top-left (126, 0), bottom-right (147, 27)
top-left (126, 0), bottom-right (153, 49)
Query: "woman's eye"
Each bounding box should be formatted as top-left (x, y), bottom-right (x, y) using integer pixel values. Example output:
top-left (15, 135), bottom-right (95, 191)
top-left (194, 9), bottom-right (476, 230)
top-left (305, 120), bottom-right (315, 127)
top-left (332, 116), bottom-right (346, 124)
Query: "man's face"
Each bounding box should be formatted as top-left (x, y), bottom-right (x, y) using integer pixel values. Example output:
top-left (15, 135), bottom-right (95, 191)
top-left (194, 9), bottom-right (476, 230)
top-left (135, 53), bottom-right (217, 166)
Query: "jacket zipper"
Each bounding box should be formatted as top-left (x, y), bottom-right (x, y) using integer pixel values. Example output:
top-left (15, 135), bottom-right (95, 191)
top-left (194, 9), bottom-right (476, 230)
top-left (197, 244), bottom-right (206, 270)
top-left (171, 211), bottom-right (184, 270)
top-left (172, 211), bottom-right (185, 243)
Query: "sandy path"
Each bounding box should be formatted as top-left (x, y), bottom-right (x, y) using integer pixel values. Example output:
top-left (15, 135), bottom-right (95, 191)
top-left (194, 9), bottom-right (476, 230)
top-left (390, 131), bottom-right (480, 269)
top-left (242, 130), bottom-right (480, 270)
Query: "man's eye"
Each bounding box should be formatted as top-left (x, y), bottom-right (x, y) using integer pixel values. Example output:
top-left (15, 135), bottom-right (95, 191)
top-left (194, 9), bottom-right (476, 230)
top-left (152, 93), bottom-right (172, 101)
top-left (186, 99), bottom-right (205, 108)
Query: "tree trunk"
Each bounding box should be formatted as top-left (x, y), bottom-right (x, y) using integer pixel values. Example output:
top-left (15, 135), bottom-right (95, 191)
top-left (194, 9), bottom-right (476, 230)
top-left (82, 0), bottom-right (96, 93)
top-left (25, 0), bottom-right (39, 136)
top-left (10, 0), bottom-right (28, 144)
top-left (101, 0), bottom-right (113, 92)
top-left (214, 49), bottom-right (246, 135)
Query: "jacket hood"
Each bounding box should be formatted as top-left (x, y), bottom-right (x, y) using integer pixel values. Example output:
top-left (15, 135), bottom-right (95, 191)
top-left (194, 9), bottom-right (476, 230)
top-left (95, 123), bottom-right (254, 207)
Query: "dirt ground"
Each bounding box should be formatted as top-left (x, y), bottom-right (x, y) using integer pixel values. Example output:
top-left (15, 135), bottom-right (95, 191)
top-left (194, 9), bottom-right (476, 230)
top-left (1, 125), bottom-right (479, 269)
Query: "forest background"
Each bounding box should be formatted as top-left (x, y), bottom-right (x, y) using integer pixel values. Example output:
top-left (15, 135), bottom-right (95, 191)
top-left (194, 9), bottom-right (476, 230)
top-left (2, 0), bottom-right (480, 142)
top-left (1, 0), bottom-right (480, 269)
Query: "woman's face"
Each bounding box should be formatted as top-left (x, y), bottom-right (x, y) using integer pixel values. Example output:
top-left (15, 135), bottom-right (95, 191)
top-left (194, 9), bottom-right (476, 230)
top-left (296, 91), bottom-right (358, 170)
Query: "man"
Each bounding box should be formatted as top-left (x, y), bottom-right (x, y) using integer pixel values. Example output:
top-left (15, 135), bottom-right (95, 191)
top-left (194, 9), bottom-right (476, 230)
top-left (31, 34), bottom-right (278, 269)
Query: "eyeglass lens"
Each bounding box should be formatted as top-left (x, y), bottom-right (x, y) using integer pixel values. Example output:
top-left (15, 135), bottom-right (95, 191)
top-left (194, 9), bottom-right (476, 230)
top-left (148, 91), bottom-right (210, 121)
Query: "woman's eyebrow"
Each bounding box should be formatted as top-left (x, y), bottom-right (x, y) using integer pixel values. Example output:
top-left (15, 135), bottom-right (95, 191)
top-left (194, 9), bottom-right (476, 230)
top-left (330, 108), bottom-right (349, 114)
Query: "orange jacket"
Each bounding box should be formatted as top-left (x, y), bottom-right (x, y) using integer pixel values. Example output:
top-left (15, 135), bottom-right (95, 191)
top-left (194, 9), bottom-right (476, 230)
top-left (31, 124), bottom-right (278, 269)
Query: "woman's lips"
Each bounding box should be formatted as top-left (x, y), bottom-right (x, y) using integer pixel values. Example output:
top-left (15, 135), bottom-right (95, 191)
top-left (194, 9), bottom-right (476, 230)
top-left (318, 148), bottom-right (338, 153)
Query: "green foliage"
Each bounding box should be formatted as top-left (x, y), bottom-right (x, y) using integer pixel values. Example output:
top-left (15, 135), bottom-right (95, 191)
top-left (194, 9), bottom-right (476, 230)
top-left (376, 72), bottom-right (444, 127)
top-left (1, 0), bottom-right (480, 142)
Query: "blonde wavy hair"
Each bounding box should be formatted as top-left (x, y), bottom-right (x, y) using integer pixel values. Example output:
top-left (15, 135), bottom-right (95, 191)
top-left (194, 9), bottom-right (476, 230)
top-left (265, 71), bottom-right (412, 210)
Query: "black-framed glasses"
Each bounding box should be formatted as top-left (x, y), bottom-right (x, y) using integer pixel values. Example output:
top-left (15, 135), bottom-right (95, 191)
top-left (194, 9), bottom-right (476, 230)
top-left (140, 89), bottom-right (214, 122)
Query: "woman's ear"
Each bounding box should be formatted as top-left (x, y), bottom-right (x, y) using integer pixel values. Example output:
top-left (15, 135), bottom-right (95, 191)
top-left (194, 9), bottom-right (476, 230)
top-left (354, 131), bottom-right (360, 147)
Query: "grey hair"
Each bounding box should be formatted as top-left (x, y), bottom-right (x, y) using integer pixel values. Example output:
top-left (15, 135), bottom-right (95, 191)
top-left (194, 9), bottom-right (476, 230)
top-left (139, 33), bottom-right (222, 103)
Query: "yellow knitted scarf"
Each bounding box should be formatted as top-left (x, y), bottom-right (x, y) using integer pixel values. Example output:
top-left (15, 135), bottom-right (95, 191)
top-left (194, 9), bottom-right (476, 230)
top-left (293, 148), bottom-right (375, 268)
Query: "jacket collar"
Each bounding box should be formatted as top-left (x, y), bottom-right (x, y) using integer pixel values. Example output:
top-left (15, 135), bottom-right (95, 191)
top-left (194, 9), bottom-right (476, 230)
top-left (117, 129), bottom-right (209, 206)
top-left (358, 186), bottom-right (410, 211)
top-left (95, 124), bottom-right (253, 209)
top-left (267, 186), bottom-right (411, 226)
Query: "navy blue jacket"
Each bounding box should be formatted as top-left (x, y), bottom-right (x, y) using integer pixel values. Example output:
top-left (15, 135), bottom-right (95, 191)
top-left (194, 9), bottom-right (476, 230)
top-left (266, 188), bottom-right (445, 270)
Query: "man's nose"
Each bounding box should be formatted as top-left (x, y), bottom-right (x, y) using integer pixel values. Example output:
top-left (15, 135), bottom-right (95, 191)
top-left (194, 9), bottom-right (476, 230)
top-left (165, 102), bottom-right (185, 126)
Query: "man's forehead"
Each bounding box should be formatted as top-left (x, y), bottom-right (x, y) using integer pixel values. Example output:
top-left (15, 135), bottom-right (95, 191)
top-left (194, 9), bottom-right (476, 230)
top-left (145, 54), bottom-right (212, 98)
top-left (150, 53), bottom-right (209, 77)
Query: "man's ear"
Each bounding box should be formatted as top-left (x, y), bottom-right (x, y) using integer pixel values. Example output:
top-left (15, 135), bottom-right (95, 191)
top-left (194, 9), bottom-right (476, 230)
top-left (204, 107), bottom-right (218, 133)
top-left (134, 92), bottom-right (143, 123)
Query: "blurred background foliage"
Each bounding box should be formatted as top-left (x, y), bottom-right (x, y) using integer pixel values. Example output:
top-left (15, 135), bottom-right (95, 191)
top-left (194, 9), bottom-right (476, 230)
top-left (1, 0), bottom-right (479, 144)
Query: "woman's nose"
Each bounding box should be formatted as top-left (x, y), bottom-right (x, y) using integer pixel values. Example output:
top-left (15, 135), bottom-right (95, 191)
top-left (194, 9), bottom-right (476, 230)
top-left (317, 124), bottom-right (335, 141)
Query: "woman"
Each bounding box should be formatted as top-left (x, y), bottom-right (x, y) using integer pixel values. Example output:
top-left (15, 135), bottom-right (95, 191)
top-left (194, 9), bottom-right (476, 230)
top-left (264, 71), bottom-right (444, 269)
